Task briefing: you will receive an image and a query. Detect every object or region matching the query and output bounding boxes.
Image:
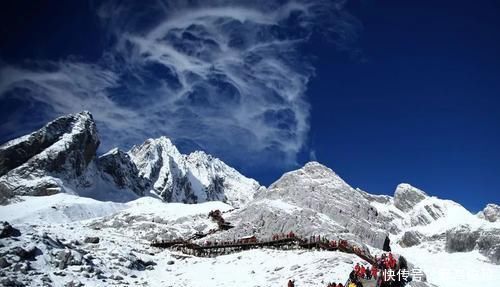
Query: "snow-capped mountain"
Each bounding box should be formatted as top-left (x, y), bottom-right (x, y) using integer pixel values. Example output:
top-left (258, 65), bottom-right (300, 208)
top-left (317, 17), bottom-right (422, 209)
top-left (201, 161), bottom-right (500, 266)
top-left (206, 162), bottom-right (392, 249)
top-left (0, 111), bottom-right (261, 207)
top-left (128, 137), bottom-right (261, 207)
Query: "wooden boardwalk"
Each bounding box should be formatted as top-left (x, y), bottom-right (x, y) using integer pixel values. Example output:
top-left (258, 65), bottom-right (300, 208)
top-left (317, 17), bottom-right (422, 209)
top-left (151, 235), bottom-right (376, 265)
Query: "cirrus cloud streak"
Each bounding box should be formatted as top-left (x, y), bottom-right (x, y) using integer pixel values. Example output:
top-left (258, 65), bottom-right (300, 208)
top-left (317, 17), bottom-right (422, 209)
top-left (0, 0), bottom-right (360, 170)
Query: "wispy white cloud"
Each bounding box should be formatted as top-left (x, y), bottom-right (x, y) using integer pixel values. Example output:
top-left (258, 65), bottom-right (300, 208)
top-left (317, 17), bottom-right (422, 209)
top-left (0, 0), bottom-right (360, 169)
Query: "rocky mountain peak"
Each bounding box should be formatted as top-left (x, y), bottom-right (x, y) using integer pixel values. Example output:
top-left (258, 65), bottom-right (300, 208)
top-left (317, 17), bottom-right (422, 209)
top-left (128, 136), bottom-right (183, 181)
top-left (228, 161), bottom-right (395, 249)
top-left (0, 111), bottom-right (98, 175)
top-left (128, 136), bottom-right (261, 207)
top-left (394, 183), bottom-right (428, 212)
top-left (0, 111), bottom-right (99, 201)
top-left (269, 161), bottom-right (350, 191)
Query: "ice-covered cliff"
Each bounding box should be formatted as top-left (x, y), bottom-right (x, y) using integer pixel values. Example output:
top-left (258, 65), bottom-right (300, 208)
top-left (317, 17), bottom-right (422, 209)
top-left (128, 136), bottom-right (262, 207)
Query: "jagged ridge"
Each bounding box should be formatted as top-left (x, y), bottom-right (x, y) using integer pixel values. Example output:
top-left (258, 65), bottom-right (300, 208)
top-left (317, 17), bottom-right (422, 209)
top-left (0, 112), bottom-right (261, 207)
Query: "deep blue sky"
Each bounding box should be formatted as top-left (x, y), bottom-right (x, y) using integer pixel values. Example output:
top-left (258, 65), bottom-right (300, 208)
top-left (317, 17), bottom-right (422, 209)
top-left (1, 0), bottom-right (499, 211)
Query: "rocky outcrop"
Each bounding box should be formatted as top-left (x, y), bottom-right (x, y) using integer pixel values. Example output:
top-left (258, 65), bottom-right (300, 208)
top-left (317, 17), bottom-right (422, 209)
top-left (98, 148), bottom-right (150, 196)
top-left (0, 111), bottom-right (99, 199)
top-left (478, 204), bottom-right (500, 222)
top-left (477, 229), bottom-right (500, 264)
top-left (445, 225), bottom-right (480, 252)
top-left (83, 237), bottom-right (100, 244)
top-left (400, 230), bottom-right (424, 247)
top-left (392, 183), bottom-right (457, 227)
top-left (0, 221), bottom-right (20, 238)
top-left (446, 225), bottom-right (500, 264)
top-left (394, 183), bottom-right (427, 212)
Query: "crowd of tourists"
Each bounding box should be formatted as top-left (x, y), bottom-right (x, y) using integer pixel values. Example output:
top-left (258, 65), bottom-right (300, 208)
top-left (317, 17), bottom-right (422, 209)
top-left (272, 231), bottom-right (297, 240)
top-left (345, 252), bottom-right (409, 287)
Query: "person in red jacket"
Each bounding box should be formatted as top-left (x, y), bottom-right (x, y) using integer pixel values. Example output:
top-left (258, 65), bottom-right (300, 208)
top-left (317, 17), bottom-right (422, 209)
top-left (388, 253), bottom-right (396, 269)
top-left (371, 265), bottom-right (378, 279)
top-left (331, 240), bottom-right (337, 248)
top-left (360, 265), bottom-right (366, 279)
top-left (354, 263), bottom-right (360, 275)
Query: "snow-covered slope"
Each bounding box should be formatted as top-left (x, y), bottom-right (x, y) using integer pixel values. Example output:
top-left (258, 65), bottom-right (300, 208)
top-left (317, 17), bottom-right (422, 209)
top-left (0, 193), bottom-right (127, 224)
top-left (0, 193), bottom-right (374, 287)
top-left (393, 240), bottom-right (500, 287)
top-left (128, 137), bottom-right (261, 207)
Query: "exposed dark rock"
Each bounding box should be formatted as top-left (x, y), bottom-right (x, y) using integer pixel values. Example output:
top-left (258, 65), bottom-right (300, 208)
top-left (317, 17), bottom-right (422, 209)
top-left (476, 229), bottom-right (500, 264)
top-left (400, 231), bottom-right (424, 247)
top-left (110, 274), bottom-right (124, 281)
top-left (98, 148), bottom-right (150, 196)
top-left (55, 249), bottom-right (84, 269)
top-left (127, 257), bottom-right (156, 271)
top-left (11, 246), bottom-right (39, 261)
top-left (0, 257), bottom-right (11, 268)
top-left (53, 270), bottom-right (66, 276)
top-left (0, 113), bottom-right (75, 177)
top-left (205, 176), bottom-right (226, 202)
top-left (0, 278), bottom-right (25, 286)
top-left (0, 222), bottom-right (20, 238)
top-left (0, 184), bottom-right (14, 205)
top-left (479, 204), bottom-right (500, 223)
top-left (83, 237), bottom-right (100, 244)
top-left (42, 233), bottom-right (65, 249)
top-left (445, 225), bottom-right (500, 264)
top-left (446, 225), bottom-right (479, 252)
